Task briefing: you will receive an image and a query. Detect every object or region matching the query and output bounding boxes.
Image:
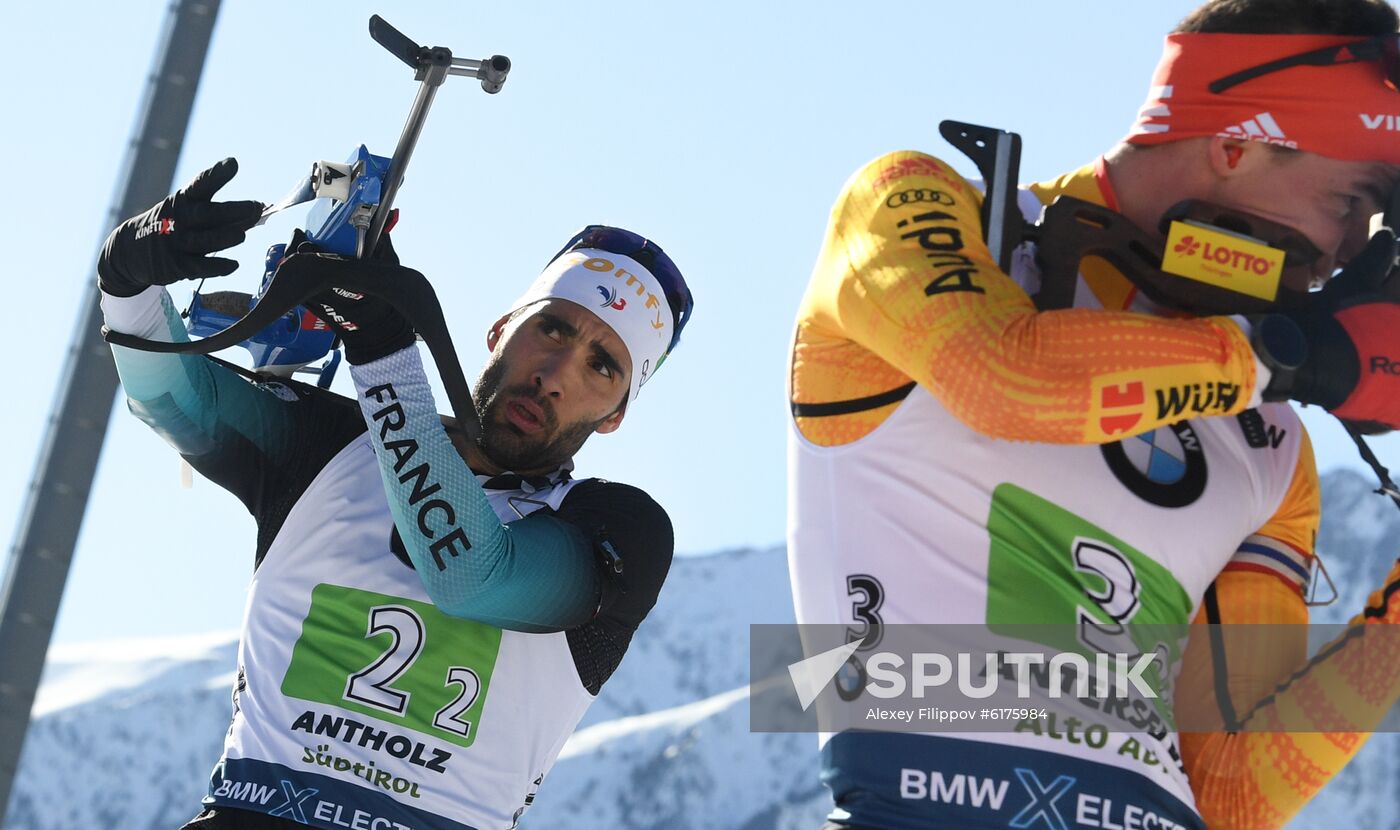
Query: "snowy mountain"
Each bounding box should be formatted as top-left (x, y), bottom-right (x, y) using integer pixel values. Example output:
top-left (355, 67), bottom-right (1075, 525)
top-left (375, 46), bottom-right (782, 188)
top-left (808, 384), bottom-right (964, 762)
top-left (6, 470), bottom-right (1400, 829)
top-left (1293, 469), bottom-right (1400, 830)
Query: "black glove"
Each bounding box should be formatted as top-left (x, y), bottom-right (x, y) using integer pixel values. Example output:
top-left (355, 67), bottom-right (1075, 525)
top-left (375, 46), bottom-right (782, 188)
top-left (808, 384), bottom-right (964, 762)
top-left (280, 229), bottom-right (417, 365)
top-left (97, 158), bottom-right (263, 297)
top-left (1256, 229), bottom-right (1400, 428)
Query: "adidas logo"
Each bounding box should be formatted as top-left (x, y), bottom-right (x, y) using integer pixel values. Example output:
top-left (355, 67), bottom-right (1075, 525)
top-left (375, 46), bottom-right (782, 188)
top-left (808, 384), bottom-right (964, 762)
top-left (1217, 112), bottom-right (1298, 148)
top-left (1134, 84), bottom-right (1173, 134)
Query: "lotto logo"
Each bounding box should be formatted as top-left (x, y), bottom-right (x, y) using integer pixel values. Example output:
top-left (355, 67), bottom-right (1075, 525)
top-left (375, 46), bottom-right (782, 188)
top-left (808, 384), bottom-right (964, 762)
top-left (1160, 221), bottom-right (1283, 302)
top-left (1170, 235), bottom-right (1275, 276)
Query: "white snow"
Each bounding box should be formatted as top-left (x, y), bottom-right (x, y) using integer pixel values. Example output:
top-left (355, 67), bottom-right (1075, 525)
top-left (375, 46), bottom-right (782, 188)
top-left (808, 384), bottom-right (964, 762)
top-left (31, 629), bottom-right (238, 717)
top-left (559, 682), bottom-right (753, 758)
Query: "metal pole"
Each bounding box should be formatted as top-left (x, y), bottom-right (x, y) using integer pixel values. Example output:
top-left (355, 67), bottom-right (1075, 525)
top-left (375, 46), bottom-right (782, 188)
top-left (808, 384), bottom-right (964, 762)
top-left (364, 51), bottom-right (451, 257)
top-left (0, 1), bottom-right (222, 823)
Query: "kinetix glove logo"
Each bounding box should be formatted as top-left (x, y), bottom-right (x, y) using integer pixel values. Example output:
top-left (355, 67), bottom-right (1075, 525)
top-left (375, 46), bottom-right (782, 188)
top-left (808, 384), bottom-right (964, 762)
top-left (96, 157), bottom-right (263, 297)
top-left (134, 216), bottom-right (175, 240)
top-left (317, 303), bottom-right (362, 332)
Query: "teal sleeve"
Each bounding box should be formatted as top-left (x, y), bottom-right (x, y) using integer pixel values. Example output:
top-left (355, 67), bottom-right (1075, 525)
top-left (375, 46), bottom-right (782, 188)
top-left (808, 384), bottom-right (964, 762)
top-left (102, 287), bottom-right (367, 566)
top-left (104, 287), bottom-right (298, 463)
top-left (347, 346), bottom-right (602, 632)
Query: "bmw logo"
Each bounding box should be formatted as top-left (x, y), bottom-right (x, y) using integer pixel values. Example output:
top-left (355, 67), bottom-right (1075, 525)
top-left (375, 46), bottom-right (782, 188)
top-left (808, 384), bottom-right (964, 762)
top-left (1101, 422), bottom-right (1207, 508)
top-left (1123, 427), bottom-right (1188, 484)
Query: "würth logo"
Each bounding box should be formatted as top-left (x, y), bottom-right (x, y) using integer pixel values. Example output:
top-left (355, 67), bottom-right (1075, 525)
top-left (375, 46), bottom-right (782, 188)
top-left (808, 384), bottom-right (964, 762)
top-left (1217, 112), bottom-right (1297, 148)
top-left (1155, 381), bottom-right (1242, 419)
top-left (1098, 381), bottom-right (1146, 437)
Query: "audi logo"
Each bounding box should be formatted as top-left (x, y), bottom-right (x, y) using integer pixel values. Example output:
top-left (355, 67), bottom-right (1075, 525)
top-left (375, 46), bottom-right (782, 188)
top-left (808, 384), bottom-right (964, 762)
top-left (885, 188), bottom-right (955, 208)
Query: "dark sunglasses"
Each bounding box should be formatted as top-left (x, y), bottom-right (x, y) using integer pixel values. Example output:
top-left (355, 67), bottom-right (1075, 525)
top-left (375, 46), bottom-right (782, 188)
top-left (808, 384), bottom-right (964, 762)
top-left (1209, 34), bottom-right (1400, 94)
top-left (548, 224), bottom-right (694, 356)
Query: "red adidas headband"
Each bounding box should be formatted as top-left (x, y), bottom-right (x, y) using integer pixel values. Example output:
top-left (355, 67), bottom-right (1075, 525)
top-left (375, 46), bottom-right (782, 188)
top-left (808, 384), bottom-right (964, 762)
top-left (1126, 33), bottom-right (1400, 164)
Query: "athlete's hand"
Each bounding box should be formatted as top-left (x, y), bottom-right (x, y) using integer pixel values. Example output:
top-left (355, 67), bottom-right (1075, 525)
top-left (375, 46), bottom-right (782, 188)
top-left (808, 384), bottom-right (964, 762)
top-left (279, 229), bottom-right (417, 365)
top-left (1316, 226), bottom-right (1400, 302)
top-left (97, 158), bottom-right (264, 297)
top-left (1260, 230), bottom-right (1400, 428)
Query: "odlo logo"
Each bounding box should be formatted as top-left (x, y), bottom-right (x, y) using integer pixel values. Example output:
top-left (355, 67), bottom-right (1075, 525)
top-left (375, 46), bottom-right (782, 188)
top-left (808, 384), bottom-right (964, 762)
top-left (1172, 235), bottom-right (1273, 276)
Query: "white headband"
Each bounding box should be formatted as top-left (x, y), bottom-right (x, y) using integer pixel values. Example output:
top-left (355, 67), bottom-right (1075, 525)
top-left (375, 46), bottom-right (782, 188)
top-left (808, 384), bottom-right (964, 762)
top-left (509, 248), bottom-right (675, 402)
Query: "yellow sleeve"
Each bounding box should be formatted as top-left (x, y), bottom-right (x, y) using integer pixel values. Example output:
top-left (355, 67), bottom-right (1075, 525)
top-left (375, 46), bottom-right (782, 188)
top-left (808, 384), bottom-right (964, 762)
top-left (791, 150), bottom-right (1261, 445)
top-left (1179, 435), bottom-right (1400, 828)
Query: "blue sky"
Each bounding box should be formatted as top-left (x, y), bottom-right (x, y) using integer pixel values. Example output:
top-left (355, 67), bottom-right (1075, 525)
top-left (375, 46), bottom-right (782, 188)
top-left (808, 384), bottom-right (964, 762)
top-left (5, 0), bottom-right (1399, 645)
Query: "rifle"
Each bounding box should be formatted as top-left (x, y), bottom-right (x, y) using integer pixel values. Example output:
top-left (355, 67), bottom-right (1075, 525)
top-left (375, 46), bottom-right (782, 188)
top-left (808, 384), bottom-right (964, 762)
top-left (105, 16), bottom-right (509, 439)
